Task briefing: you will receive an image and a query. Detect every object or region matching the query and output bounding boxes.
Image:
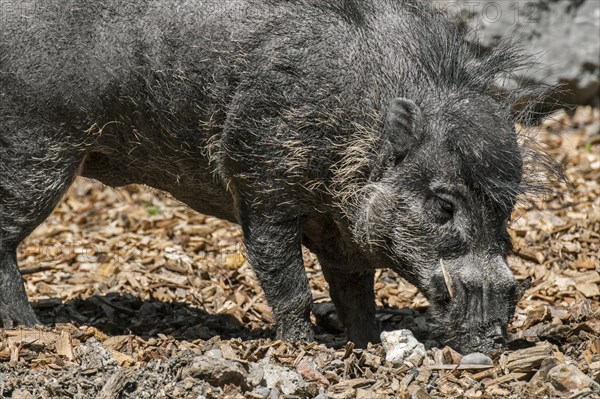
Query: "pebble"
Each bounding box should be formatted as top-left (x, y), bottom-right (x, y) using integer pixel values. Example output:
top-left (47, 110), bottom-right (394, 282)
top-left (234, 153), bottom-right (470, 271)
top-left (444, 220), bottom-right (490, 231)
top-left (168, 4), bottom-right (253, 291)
top-left (460, 352), bottom-right (493, 366)
top-left (206, 348), bottom-right (223, 358)
top-left (251, 387), bottom-right (271, 398)
top-left (380, 329), bottom-right (426, 366)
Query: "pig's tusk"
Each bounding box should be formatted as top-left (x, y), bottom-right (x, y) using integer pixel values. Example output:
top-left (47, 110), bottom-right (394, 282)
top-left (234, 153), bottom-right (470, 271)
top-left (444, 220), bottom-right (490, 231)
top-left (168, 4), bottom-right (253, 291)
top-left (440, 259), bottom-right (455, 300)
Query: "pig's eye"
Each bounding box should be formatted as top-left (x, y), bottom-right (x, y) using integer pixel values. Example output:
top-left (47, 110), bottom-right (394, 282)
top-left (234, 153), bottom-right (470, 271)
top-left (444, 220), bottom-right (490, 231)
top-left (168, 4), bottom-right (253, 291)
top-left (435, 196), bottom-right (455, 218)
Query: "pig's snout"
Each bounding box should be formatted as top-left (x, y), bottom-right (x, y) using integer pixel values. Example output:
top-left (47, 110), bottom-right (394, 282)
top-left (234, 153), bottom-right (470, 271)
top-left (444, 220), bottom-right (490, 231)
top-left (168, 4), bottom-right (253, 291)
top-left (455, 331), bottom-right (507, 355)
top-left (426, 257), bottom-right (522, 354)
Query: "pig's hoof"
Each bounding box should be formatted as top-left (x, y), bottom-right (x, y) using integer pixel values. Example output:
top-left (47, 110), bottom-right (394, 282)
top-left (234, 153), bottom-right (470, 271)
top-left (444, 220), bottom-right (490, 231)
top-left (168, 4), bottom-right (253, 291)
top-left (276, 320), bottom-right (315, 343)
top-left (349, 328), bottom-right (382, 349)
top-left (0, 301), bottom-right (39, 329)
top-left (313, 302), bottom-right (344, 333)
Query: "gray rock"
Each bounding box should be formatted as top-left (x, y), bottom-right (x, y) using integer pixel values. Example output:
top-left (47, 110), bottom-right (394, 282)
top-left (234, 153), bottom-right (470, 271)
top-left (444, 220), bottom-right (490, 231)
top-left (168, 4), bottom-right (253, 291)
top-left (248, 361), bottom-right (266, 387)
top-left (205, 348), bottom-right (223, 359)
top-left (529, 356), bottom-right (562, 387)
top-left (251, 387), bottom-right (271, 399)
top-left (547, 363), bottom-right (600, 395)
top-left (262, 364), bottom-right (306, 396)
top-left (460, 352), bottom-right (493, 366)
top-left (440, 0), bottom-right (600, 105)
top-left (76, 338), bottom-right (118, 371)
top-left (182, 355), bottom-right (248, 390)
top-left (249, 362), bottom-right (307, 396)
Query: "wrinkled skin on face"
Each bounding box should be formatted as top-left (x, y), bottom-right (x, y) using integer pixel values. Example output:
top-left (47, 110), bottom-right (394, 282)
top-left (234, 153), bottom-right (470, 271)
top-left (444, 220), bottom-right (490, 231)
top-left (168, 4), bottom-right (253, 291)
top-left (360, 96), bottom-right (531, 353)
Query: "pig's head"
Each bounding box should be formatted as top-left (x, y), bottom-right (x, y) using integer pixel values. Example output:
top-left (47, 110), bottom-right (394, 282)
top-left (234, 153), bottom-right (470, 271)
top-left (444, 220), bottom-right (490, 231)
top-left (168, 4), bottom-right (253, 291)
top-left (356, 95), bottom-right (532, 353)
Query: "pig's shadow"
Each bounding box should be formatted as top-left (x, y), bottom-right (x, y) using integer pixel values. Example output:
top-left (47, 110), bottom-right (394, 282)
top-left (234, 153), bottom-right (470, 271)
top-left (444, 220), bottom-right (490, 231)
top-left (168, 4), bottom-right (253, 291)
top-left (31, 294), bottom-right (438, 347)
top-left (31, 293), bottom-right (270, 341)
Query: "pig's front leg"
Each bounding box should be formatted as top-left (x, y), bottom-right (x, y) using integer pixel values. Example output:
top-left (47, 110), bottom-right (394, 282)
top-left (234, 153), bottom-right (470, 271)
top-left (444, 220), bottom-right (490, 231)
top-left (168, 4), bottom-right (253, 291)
top-left (241, 212), bottom-right (314, 342)
top-left (0, 250), bottom-right (39, 328)
top-left (319, 257), bottom-right (380, 348)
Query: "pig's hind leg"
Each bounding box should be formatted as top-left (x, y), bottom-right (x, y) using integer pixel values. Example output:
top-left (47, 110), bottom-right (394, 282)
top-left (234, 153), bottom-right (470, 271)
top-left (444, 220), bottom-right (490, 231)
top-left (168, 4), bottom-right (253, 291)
top-left (0, 120), bottom-right (84, 327)
top-left (319, 258), bottom-right (381, 348)
top-left (301, 219), bottom-right (381, 347)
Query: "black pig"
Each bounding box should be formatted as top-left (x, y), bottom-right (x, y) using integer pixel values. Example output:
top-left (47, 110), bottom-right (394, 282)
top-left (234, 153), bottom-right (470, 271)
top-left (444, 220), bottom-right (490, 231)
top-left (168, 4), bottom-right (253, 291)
top-left (1, 0), bottom-right (549, 353)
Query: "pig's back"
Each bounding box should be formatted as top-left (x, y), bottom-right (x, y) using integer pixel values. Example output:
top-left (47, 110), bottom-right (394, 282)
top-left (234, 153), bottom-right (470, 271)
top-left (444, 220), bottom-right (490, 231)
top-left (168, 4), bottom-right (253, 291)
top-left (0, 1), bottom-right (241, 118)
top-left (1, 0), bottom-right (436, 125)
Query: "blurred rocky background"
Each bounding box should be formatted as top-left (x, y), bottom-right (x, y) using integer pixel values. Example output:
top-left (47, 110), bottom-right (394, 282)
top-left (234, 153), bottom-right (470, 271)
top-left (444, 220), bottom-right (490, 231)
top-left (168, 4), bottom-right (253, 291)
top-left (439, 0), bottom-right (600, 106)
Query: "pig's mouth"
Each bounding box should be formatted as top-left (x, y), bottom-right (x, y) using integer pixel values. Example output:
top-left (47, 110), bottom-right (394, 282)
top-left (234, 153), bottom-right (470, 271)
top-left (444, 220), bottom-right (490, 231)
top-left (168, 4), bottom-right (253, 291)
top-left (425, 259), bottom-right (518, 354)
top-left (446, 330), bottom-right (538, 354)
top-left (434, 320), bottom-right (508, 354)
top-left (444, 333), bottom-right (505, 355)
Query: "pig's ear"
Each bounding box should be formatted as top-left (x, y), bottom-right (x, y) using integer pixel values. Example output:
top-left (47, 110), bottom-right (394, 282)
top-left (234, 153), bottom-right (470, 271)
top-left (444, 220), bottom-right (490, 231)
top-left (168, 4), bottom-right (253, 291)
top-left (384, 97), bottom-right (422, 160)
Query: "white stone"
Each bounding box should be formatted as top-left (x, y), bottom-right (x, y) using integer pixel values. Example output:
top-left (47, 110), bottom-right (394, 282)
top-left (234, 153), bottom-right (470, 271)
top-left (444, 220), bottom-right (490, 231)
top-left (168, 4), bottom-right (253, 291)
top-left (380, 329), bottom-right (426, 366)
top-left (250, 362), bottom-right (307, 396)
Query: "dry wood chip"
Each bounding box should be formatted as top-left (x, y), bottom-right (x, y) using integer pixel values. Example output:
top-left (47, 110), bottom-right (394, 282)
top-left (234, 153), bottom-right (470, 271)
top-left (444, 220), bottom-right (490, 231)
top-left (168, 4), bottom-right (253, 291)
top-left (576, 283), bottom-right (600, 298)
top-left (500, 343), bottom-right (555, 373)
top-left (486, 385), bottom-right (512, 396)
top-left (471, 368), bottom-right (497, 380)
top-left (6, 330), bottom-right (60, 347)
top-left (483, 372), bottom-right (529, 386)
top-left (408, 385), bottom-right (433, 399)
top-left (102, 336), bottom-right (130, 352)
top-left (55, 331), bottom-right (76, 361)
top-left (427, 364), bottom-right (494, 370)
top-left (331, 378), bottom-right (375, 391)
top-left (96, 368), bottom-right (138, 399)
top-left (108, 349), bottom-right (136, 366)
